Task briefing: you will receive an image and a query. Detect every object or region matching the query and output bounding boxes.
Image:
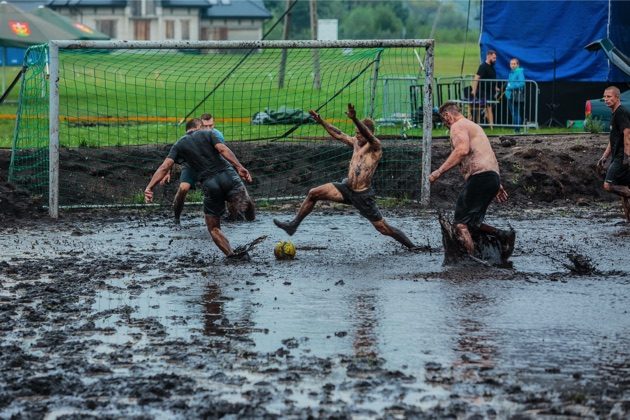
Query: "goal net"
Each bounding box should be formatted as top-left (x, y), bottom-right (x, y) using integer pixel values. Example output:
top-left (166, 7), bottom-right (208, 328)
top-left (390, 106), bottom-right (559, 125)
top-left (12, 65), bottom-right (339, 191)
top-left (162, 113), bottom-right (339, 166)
top-left (9, 40), bottom-right (434, 217)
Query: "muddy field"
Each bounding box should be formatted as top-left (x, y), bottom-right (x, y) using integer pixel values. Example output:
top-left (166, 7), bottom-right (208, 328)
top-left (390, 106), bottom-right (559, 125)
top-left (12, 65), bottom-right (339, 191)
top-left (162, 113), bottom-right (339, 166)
top-left (1, 133), bottom-right (630, 417)
top-left (1, 206), bottom-right (630, 418)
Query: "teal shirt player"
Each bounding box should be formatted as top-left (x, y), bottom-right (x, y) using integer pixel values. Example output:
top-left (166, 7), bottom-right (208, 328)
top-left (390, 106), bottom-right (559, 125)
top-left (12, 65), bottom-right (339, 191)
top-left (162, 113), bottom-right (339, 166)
top-left (504, 67), bottom-right (525, 100)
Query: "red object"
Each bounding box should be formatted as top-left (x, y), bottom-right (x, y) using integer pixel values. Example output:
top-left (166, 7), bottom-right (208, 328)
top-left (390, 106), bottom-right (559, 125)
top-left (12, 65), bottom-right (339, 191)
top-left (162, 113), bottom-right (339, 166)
top-left (585, 100), bottom-right (592, 117)
top-left (9, 20), bottom-right (31, 37)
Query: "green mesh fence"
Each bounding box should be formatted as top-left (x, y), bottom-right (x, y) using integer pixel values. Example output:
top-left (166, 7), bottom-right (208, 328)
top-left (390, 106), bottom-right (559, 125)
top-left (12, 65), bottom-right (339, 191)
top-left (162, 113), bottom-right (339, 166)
top-left (10, 41), bottom-right (433, 209)
top-left (9, 45), bottom-right (50, 200)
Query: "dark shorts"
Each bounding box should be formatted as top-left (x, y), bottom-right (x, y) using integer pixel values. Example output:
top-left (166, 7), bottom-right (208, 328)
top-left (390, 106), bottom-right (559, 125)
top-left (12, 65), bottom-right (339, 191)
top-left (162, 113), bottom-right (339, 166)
top-left (332, 179), bottom-right (383, 222)
top-left (605, 158), bottom-right (630, 186)
top-left (201, 169), bottom-right (247, 217)
top-left (453, 171), bottom-right (500, 228)
top-left (180, 166), bottom-right (198, 187)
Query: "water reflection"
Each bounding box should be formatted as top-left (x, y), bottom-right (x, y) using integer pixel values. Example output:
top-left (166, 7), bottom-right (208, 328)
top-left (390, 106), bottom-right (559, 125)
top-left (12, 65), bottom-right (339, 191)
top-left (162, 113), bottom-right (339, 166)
top-left (352, 292), bottom-right (379, 359)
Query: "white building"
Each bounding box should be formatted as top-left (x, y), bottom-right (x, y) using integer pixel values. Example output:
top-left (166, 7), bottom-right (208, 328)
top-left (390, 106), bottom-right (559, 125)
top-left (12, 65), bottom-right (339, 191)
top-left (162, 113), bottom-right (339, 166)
top-left (44, 0), bottom-right (272, 41)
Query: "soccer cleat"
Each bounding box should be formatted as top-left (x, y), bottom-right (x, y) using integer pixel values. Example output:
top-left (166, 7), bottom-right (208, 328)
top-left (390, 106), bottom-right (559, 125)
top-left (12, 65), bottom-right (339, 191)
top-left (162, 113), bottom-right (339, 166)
top-left (226, 250), bottom-right (251, 262)
top-left (273, 219), bottom-right (297, 236)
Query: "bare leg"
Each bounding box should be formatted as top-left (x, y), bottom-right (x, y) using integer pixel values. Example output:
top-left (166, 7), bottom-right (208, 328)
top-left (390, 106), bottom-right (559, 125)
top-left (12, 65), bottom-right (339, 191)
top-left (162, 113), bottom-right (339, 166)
top-left (605, 183), bottom-right (630, 198)
top-left (226, 188), bottom-right (256, 222)
top-left (274, 183), bottom-right (344, 235)
top-left (173, 182), bottom-right (191, 224)
top-left (486, 105), bottom-right (494, 129)
top-left (479, 222), bottom-right (516, 258)
top-left (371, 219), bottom-right (416, 248)
top-left (454, 223), bottom-right (475, 255)
top-left (204, 214), bottom-right (232, 256)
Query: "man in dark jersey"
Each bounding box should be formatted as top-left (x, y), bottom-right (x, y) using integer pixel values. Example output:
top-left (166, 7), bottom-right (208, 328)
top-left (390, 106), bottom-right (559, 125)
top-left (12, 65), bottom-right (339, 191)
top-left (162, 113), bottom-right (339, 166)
top-left (430, 102), bottom-right (513, 257)
top-left (145, 119), bottom-right (255, 258)
top-left (596, 86), bottom-right (630, 221)
top-left (471, 50), bottom-right (498, 129)
top-left (273, 103), bottom-right (419, 250)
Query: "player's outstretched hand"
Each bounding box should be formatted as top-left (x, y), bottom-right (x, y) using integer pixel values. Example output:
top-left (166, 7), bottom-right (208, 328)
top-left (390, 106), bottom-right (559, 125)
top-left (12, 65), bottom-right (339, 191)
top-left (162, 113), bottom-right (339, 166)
top-left (346, 103), bottom-right (356, 119)
top-left (160, 171), bottom-right (171, 185)
top-left (428, 170), bottom-right (441, 183)
top-left (309, 110), bottom-right (323, 124)
top-left (597, 156), bottom-right (607, 170)
top-left (238, 167), bottom-right (252, 183)
top-left (144, 188), bottom-right (154, 203)
top-left (495, 184), bottom-right (508, 203)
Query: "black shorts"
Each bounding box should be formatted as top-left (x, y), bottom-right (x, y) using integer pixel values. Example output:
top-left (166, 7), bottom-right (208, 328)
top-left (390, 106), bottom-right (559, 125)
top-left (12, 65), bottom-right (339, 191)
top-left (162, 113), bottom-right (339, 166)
top-left (201, 169), bottom-right (246, 217)
top-left (332, 179), bottom-right (383, 222)
top-left (180, 166), bottom-right (198, 187)
top-left (453, 171), bottom-right (500, 228)
top-left (605, 158), bottom-right (630, 186)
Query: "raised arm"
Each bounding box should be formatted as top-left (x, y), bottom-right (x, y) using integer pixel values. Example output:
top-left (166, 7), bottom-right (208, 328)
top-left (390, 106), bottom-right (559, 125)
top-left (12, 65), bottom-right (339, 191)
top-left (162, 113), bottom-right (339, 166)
top-left (346, 103), bottom-right (380, 149)
top-left (145, 157), bottom-right (175, 203)
top-left (215, 143), bottom-right (252, 183)
top-left (309, 109), bottom-right (355, 147)
top-left (429, 126), bottom-right (470, 182)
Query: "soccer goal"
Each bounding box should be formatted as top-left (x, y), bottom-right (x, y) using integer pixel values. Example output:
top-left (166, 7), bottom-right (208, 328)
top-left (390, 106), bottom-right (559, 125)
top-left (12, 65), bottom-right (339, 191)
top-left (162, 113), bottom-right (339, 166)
top-left (10, 39), bottom-right (434, 218)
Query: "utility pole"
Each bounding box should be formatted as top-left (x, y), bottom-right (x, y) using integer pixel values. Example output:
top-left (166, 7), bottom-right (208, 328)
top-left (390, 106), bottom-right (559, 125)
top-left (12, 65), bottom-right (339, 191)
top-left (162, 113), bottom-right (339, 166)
top-left (310, 0), bottom-right (321, 89)
top-left (278, 0), bottom-right (291, 88)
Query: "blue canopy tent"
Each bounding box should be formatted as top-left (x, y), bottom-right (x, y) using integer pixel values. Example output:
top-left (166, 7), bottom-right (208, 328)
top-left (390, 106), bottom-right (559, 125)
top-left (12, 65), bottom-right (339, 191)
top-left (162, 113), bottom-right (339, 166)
top-left (480, 0), bottom-right (630, 123)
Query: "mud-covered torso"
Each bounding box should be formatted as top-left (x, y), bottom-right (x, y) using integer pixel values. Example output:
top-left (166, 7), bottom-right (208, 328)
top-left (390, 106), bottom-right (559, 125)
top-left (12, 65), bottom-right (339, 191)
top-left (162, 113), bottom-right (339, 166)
top-left (346, 140), bottom-right (382, 191)
top-left (452, 119), bottom-right (500, 180)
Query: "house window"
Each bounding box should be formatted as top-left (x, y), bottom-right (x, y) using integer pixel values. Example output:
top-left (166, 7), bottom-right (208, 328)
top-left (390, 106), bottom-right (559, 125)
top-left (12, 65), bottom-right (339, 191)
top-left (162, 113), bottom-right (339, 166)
top-left (134, 20), bottom-right (151, 40)
top-left (131, 0), bottom-right (156, 17)
top-left (165, 20), bottom-right (175, 39)
top-left (95, 19), bottom-right (117, 38)
top-left (181, 20), bottom-right (190, 40)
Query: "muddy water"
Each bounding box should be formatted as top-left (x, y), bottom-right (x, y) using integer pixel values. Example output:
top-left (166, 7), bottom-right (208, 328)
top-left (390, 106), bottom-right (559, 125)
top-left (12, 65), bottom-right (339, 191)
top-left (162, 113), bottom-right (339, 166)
top-left (1, 209), bottom-right (629, 417)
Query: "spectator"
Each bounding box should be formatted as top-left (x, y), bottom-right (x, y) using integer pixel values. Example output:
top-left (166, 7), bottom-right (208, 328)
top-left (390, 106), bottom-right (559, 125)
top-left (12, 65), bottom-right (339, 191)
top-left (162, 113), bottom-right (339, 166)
top-left (471, 50), bottom-right (499, 129)
top-left (504, 58), bottom-right (526, 133)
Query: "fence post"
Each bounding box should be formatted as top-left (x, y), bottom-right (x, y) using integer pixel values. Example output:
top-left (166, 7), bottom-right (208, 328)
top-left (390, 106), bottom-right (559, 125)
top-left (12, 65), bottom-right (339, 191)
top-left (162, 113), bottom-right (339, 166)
top-left (48, 41), bottom-right (59, 219)
top-left (420, 41), bottom-right (434, 207)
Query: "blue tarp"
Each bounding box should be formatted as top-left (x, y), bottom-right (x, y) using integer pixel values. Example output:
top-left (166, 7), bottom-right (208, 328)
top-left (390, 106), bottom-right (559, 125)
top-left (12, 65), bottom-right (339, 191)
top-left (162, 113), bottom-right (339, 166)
top-left (480, 0), bottom-right (630, 82)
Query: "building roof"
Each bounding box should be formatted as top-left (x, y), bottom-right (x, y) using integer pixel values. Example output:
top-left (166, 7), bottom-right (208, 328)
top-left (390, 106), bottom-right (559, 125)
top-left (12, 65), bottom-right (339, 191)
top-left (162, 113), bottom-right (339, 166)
top-left (202, 0), bottom-right (272, 19)
top-left (40, 0), bottom-right (272, 18)
top-left (46, 0), bottom-right (127, 7)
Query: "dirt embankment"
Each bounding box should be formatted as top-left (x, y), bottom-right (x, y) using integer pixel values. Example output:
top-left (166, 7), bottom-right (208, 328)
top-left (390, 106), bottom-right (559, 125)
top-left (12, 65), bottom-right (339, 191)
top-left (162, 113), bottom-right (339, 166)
top-left (0, 133), bottom-right (615, 220)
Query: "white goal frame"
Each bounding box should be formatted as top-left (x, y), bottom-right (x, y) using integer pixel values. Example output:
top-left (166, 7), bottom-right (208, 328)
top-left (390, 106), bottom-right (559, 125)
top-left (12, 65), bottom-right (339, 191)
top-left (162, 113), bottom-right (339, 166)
top-left (47, 39), bottom-right (435, 218)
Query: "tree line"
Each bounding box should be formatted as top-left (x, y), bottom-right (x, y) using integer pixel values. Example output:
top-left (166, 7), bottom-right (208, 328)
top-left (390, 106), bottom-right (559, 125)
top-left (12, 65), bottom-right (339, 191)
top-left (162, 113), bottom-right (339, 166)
top-left (263, 0), bottom-right (480, 43)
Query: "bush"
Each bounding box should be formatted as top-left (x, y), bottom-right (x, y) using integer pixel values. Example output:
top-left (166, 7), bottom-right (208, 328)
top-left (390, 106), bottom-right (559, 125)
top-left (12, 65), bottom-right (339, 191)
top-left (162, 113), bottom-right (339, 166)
top-left (584, 116), bottom-right (605, 134)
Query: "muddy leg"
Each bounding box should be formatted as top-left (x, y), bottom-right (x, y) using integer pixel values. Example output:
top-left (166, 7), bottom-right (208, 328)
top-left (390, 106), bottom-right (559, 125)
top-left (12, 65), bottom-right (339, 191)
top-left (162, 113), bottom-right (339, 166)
top-left (227, 187), bottom-right (256, 222)
top-left (454, 223), bottom-right (475, 255)
top-left (173, 182), bottom-right (191, 225)
top-left (480, 223), bottom-right (516, 259)
top-left (273, 183), bottom-right (343, 235)
top-left (204, 214), bottom-right (232, 256)
top-left (371, 219), bottom-right (416, 248)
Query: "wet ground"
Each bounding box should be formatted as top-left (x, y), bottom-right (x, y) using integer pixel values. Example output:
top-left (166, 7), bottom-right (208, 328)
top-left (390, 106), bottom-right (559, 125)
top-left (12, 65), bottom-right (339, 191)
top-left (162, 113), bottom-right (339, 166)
top-left (1, 208), bottom-right (630, 418)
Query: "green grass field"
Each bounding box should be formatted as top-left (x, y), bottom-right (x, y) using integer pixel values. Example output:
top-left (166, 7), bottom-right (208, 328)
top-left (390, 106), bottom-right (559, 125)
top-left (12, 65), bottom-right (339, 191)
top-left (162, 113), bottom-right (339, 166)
top-left (2, 42), bottom-right (574, 150)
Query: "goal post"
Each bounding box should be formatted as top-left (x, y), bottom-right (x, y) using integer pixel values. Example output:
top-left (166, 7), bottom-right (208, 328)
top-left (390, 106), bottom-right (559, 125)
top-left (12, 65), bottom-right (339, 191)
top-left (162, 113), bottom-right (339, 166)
top-left (11, 39), bottom-right (434, 218)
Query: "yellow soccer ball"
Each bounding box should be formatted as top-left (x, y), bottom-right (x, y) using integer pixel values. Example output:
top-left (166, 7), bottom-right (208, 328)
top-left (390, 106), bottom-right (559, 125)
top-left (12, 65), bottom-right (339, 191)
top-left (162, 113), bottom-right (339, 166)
top-left (274, 241), bottom-right (296, 260)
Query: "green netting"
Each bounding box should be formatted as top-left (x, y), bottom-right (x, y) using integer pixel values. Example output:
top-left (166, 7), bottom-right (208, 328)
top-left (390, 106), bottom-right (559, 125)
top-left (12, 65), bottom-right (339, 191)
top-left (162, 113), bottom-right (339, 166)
top-left (11, 43), bottom-right (431, 208)
top-left (9, 45), bottom-right (50, 200)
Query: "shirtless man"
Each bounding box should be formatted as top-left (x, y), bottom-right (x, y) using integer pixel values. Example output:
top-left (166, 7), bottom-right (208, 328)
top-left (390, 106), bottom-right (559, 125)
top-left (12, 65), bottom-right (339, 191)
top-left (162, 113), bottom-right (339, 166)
top-left (596, 86), bottom-right (630, 221)
top-left (273, 103), bottom-right (418, 249)
top-left (429, 102), bottom-right (513, 256)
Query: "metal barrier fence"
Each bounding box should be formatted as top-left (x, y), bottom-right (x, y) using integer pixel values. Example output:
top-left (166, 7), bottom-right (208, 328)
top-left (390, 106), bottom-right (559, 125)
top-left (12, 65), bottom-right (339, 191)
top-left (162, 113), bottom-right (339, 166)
top-left (407, 76), bottom-right (539, 132)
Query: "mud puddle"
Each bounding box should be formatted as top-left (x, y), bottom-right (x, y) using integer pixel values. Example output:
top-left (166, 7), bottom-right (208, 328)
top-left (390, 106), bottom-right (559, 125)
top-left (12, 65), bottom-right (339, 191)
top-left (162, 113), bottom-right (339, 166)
top-left (1, 209), bottom-right (629, 417)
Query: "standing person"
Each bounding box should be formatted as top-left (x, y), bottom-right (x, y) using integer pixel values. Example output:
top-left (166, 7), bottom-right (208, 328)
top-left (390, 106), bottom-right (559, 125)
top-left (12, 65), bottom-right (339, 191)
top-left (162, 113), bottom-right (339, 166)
top-left (596, 86), bottom-right (630, 221)
top-left (273, 103), bottom-right (419, 250)
top-left (429, 102), bottom-right (514, 257)
top-left (471, 50), bottom-right (499, 129)
top-left (145, 119), bottom-right (255, 258)
top-left (163, 113), bottom-right (230, 225)
top-left (504, 58), bottom-right (526, 133)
